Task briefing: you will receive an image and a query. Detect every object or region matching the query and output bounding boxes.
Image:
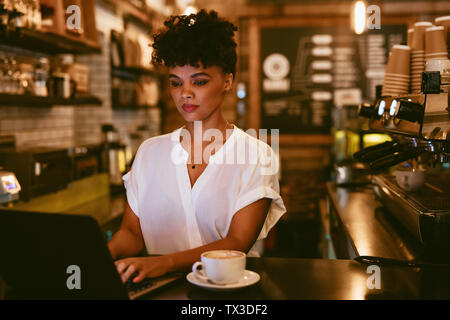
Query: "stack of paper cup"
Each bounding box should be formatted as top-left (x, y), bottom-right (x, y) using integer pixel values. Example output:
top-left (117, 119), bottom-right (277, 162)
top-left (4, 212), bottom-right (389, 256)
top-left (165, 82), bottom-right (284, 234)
top-left (382, 44), bottom-right (410, 96)
top-left (407, 28), bottom-right (414, 47)
top-left (434, 16), bottom-right (450, 58)
top-left (425, 23), bottom-right (450, 93)
top-left (410, 22), bottom-right (433, 93)
top-left (425, 26), bottom-right (448, 61)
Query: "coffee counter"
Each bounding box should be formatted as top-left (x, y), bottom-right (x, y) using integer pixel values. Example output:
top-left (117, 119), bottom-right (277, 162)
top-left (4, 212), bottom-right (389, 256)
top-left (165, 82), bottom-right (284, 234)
top-left (2, 177), bottom-right (450, 300)
top-left (0, 174), bottom-right (126, 233)
top-left (143, 257), bottom-right (450, 300)
top-left (325, 181), bottom-right (426, 261)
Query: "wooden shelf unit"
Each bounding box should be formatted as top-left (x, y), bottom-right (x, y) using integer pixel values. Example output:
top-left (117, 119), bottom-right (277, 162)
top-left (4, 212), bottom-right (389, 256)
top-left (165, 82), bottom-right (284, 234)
top-left (38, 0), bottom-right (100, 53)
top-left (0, 93), bottom-right (102, 107)
top-left (0, 28), bottom-right (101, 54)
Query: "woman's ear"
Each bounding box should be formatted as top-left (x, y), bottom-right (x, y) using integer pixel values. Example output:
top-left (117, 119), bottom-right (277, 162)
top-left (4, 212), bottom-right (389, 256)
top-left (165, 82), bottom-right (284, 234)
top-left (224, 73), bottom-right (233, 93)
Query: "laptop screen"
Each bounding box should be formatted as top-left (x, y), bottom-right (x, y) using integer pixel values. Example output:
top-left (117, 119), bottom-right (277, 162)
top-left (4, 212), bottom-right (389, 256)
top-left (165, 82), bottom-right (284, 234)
top-left (0, 210), bottom-right (129, 299)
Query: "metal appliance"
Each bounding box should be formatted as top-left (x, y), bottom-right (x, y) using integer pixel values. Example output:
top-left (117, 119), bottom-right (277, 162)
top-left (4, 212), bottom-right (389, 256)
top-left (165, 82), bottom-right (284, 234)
top-left (331, 104), bottom-right (391, 186)
top-left (0, 146), bottom-right (71, 202)
top-left (357, 71), bottom-right (450, 255)
top-left (101, 124), bottom-right (127, 189)
top-left (69, 144), bottom-right (102, 181)
top-left (0, 169), bottom-right (21, 204)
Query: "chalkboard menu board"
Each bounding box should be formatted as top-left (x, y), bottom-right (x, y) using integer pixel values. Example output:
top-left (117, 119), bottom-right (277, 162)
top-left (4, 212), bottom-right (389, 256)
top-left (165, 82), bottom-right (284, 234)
top-left (260, 25), bottom-right (406, 134)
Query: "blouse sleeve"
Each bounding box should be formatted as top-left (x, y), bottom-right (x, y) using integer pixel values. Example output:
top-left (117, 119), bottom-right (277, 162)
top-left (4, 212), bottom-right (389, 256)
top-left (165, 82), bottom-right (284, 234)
top-left (234, 143), bottom-right (287, 241)
top-left (122, 146), bottom-right (142, 218)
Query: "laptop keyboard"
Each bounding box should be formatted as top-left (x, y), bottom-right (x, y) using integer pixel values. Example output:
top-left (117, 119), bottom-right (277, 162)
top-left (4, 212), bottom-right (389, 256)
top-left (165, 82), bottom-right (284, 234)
top-left (125, 273), bottom-right (182, 300)
top-left (125, 278), bottom-right (154, 292)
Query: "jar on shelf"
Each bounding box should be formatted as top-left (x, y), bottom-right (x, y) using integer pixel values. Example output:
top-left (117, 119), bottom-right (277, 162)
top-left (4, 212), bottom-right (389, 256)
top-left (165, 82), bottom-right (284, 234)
top-left (34, 57), bottom-right (49, 97)
top-left (0, 1), bottom-right (9, 33)
top-left (18, 62), bottom-right (34, 95)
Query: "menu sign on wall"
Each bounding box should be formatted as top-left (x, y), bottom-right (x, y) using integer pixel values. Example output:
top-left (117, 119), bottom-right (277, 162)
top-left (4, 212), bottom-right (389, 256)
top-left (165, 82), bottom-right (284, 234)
top-left (260, 25), bottom-right (406, 134)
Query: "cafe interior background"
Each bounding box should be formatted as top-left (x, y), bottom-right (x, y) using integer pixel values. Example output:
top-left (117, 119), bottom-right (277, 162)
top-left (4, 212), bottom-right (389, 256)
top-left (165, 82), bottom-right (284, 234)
top-left (0, 0), bottom-right (449, 270)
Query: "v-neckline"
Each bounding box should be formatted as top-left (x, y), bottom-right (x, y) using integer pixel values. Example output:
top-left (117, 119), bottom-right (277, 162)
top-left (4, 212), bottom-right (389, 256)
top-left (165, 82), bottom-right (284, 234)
top-left (177, 124), bottom-right (236, 193)
top-left (171, 125), bottom-right (237, 249)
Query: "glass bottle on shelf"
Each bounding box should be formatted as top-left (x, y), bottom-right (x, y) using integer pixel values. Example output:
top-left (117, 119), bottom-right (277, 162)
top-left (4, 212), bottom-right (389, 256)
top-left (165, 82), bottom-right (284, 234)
top-left (18, 61), bottom-right (34, 95)
top-left (8, 0), bottom-right (25, 35)
top-left (1, 57), bottom-right (16, 94)
top-left (0, 0), bottom-right (10, 34)
top-left (13, 58), bottom-right (25, 95)
top-left (0, 55), bottom-right (5, 94)
top-left (10, 57), bottom-right (21, 94)
top-left (25, 0), bottom-right (33, 29)
top-left (31, 0), bottom-right (41, 30)
top-left (2, 57), bottom-right (14, 94)
top-left (34, 57), bottom-right (49, 97)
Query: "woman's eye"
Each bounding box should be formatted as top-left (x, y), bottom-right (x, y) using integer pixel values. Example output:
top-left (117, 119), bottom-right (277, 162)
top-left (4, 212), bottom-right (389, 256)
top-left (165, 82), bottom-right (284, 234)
top-left (193, 80), bottom-right (208, 86)
top-left (170, 81), bottom-right (181, 87)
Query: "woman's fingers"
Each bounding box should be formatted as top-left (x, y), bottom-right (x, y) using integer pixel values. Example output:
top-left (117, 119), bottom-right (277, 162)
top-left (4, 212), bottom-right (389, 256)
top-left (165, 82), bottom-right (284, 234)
top-left (132, 271), bottom-right (146, 283)
top-left (115, 260), bottom-right (129, 274)
top-left (114, 257), bottom-right (169, 283)
top-left (115, 259), bottom-right (140, 283)
top-left (125, 264), bottom-right (139, 283)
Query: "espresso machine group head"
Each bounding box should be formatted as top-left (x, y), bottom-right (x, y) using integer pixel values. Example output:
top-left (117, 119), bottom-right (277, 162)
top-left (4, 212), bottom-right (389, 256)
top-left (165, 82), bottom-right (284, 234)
top-left (357, 71), bottom-right (450, 169)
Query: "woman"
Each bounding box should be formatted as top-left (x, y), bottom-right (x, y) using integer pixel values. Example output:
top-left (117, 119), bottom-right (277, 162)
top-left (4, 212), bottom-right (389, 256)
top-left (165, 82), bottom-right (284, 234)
top-left (108, 9), bottom-right (286, 284)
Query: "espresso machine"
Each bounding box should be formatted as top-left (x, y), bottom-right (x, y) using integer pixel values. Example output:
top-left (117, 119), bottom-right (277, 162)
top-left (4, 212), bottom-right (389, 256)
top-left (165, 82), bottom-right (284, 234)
top-left (356, 71), bottom-right (450, 256)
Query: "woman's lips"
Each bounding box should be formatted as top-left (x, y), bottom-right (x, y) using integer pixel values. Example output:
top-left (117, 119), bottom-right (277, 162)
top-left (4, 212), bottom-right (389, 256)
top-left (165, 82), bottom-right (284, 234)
top-left (182, 104), bottom-right (199, 113)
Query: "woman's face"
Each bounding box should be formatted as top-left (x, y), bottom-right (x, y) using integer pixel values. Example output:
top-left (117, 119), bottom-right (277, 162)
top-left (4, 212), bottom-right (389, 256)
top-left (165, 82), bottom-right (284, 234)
top-left (168, 64), bottom-right (233, 123)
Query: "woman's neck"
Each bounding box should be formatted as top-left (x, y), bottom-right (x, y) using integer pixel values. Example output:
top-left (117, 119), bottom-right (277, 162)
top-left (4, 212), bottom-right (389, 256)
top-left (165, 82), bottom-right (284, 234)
top-left (183, 110), bottom-right (229, 141)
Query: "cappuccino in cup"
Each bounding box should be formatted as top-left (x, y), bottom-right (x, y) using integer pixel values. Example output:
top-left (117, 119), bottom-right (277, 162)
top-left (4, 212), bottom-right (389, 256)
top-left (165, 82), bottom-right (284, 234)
top-left (192, 250), bottom-right (246, 285)
top-left (203, 250), bottom-right (244, 259)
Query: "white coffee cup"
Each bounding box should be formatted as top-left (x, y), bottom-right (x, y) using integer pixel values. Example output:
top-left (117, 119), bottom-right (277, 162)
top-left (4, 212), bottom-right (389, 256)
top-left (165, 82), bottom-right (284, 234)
top-left (394, 168), bottom-right (426, 192)
top-left (192, 250), bottom-right (246, 285)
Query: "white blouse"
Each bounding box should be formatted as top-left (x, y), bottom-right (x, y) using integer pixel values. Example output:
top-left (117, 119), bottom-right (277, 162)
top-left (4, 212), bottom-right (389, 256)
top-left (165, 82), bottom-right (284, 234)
top-left (122, 125), bottom-right (286, 257)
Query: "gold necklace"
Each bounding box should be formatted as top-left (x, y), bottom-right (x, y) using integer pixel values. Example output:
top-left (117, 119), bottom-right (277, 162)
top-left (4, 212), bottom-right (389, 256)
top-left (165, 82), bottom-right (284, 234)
top-left (191, 121), bottom-right (230, 169)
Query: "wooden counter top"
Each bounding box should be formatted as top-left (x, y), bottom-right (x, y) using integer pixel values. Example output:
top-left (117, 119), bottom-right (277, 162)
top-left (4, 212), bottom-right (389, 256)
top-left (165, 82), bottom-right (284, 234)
top-left (144, 257), bottom-right (450, 300)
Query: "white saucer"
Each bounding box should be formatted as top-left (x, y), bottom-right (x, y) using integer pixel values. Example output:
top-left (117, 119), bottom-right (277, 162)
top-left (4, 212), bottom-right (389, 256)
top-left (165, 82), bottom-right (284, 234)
top-left (186, 270), bottom-right (260, 291)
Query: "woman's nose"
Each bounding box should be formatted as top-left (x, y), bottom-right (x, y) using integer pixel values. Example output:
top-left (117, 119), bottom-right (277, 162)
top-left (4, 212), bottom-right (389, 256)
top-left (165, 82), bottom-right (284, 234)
top-left (181, 85), bottom-right (194, 99)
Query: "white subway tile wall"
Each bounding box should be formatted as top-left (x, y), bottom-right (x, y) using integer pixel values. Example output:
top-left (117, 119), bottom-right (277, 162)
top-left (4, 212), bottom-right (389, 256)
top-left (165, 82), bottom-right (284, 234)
top-left (0, 5), bottom-right (161, 149)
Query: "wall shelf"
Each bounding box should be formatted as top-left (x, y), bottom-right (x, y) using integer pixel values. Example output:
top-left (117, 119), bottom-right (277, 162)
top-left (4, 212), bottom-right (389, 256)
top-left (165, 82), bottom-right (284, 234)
top-left (0, 94), bottom-right (103, 107)
top-left (111, 66), bottom-right (159, 80)
top-left (112, 103), bottom-right (155, 110)
top-left (0, 29), bottom-right (101, 55)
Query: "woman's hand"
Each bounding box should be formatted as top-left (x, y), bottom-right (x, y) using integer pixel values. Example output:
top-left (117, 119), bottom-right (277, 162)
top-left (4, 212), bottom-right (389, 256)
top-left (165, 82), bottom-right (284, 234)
top-left (114, 255), bottom-right (175, 283)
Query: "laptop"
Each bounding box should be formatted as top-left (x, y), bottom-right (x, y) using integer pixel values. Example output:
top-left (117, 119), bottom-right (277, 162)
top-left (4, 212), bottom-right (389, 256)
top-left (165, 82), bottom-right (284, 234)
top-left (0, 210), bottom-right (182, 300)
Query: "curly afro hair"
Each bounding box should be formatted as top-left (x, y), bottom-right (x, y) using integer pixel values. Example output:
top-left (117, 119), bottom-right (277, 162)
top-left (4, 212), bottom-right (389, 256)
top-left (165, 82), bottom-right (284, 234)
top-left (151, 10), bottom-right (238, 77)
